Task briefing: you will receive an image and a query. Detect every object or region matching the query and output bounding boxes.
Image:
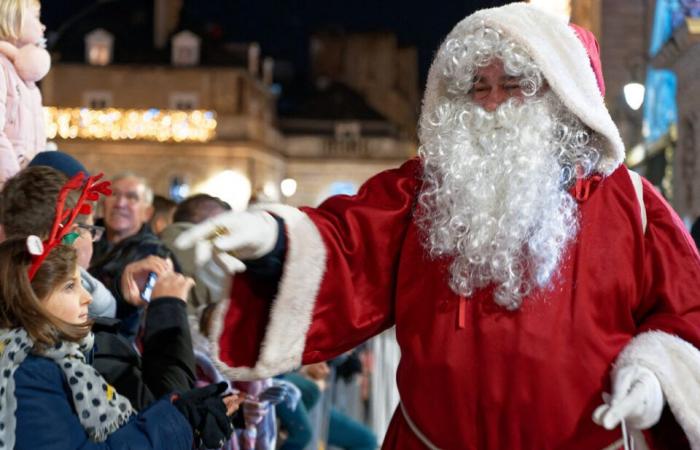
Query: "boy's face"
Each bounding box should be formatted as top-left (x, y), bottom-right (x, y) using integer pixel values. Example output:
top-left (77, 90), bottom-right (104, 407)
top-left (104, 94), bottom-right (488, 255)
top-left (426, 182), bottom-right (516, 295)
top-left (71, 213), bottom-right (96, 269)
top-left (43, 265), bottom-right (92, 325)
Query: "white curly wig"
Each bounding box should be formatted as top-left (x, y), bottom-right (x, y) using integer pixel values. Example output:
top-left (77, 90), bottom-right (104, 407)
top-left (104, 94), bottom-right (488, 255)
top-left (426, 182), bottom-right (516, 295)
top-left (416, 23), bottom-right (604, 310)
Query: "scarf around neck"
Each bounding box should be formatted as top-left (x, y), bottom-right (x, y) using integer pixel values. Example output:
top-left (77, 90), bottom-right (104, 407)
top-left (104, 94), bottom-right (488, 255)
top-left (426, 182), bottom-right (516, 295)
top-left (0, 328), bottom-right (134, 449)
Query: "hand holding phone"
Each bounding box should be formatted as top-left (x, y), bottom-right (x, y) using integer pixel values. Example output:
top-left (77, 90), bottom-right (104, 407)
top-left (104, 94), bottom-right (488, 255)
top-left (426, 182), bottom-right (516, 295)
top-left (120, 256), bottom-right (173, 306)
top-left (140, 272), bottom-right (158, 303)
top-left (150, 271), bottom-right (195, 303)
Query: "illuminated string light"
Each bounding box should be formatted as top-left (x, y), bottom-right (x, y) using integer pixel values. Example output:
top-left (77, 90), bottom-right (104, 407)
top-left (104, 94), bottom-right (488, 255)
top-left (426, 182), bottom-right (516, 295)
top-left (44, 107), bottom-right (217, 142)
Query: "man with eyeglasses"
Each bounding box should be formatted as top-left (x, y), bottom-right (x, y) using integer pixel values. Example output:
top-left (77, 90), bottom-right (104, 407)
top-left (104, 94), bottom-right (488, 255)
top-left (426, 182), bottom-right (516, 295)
top-left (90, 172), bottom-right (180, 340)
top-left (93, 173), bottom-right (155, 259)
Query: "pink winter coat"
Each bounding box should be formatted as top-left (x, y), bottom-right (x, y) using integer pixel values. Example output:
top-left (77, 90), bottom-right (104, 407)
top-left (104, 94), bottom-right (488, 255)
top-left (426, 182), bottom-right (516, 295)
top-left (0, 41), bottom-right (49, 187)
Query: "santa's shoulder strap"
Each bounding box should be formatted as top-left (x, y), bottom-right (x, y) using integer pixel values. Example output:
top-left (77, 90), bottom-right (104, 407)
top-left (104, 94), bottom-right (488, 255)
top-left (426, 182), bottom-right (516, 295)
top-left (626, 168), bottom-right (647, 233)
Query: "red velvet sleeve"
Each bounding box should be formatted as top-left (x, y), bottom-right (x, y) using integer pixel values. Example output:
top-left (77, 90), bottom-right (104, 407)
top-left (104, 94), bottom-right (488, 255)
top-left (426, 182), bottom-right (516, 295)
top-left (636, 178), bottom-right (700, 346)
top-left (213, 158), bottom-right (421, 379)
top-left (300, 158), bottom-right (422, 363)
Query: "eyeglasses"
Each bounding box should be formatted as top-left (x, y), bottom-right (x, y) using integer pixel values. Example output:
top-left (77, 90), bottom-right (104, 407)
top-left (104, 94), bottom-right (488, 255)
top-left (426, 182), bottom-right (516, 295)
top-left (76, 224), bottom-right (105, 242)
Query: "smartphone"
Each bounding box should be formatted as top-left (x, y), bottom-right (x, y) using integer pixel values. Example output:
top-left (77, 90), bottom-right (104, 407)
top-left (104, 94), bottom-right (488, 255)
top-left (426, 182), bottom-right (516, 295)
top-left (140, 272), bottom-right (158, 303)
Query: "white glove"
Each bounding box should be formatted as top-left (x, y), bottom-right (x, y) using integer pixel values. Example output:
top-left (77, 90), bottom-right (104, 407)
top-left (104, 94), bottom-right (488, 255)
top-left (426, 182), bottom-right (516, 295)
top-left (174, 210), bottom-right (279, 275)
top-left (197, 258), bottom-right (231, 303)
top-left (592, 365), bottom-right (664, 431)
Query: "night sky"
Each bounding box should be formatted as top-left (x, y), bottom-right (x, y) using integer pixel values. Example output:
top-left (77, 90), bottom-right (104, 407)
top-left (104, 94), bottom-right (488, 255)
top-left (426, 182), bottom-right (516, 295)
top-left (41, 0), bottom-right (511, 103)
top-left (177, 0), bottom-right (511, 80)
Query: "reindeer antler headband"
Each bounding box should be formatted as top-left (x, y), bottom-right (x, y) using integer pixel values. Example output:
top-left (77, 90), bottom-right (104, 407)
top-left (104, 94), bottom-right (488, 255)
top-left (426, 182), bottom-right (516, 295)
top-left (27, 172), bottom-right (112, 280)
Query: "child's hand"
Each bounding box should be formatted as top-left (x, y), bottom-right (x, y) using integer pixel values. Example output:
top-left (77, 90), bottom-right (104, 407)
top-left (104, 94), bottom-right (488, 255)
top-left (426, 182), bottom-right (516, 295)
top-left (120, 256), bottom-right (173, 306)
top-left (151, 271), bottom-right (195, 302)
top-left (222, 392), bottom-right (244, 415)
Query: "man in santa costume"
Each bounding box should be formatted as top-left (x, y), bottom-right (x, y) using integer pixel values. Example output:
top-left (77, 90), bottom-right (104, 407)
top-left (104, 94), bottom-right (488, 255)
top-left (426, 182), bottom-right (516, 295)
top-left (178, 3), bottom-right (700, 449)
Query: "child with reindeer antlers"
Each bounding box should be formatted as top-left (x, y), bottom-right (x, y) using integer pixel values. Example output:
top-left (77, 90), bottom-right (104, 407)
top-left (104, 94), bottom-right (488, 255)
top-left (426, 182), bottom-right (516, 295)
top-left (0, 172), bottom-right (241, 449)
top-left (0, 165), bottom-right (199, 410)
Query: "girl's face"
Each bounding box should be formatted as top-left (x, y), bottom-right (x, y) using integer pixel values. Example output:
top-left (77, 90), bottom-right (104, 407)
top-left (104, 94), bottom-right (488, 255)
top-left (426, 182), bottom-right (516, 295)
top-left (43, 265), bottom-right (92, 324)
top-left (18, 2), bottom-right (45, 46)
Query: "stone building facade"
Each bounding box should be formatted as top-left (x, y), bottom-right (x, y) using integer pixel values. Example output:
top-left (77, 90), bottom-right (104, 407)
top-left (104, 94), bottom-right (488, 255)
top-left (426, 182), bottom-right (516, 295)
top-left (43, 30), bottom-right (417, 208)
top-left (650, 18), bottom-right (700, 217)
top-left (42, 62), bottom-right (285, 210)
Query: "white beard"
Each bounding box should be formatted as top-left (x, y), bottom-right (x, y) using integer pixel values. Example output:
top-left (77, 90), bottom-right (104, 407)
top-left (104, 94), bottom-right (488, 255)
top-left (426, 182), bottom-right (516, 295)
top-left (417, 93), bottom-right (586, 310)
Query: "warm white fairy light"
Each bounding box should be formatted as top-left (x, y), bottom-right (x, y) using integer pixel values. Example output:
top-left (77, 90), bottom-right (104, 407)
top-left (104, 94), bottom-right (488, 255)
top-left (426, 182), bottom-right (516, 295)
top-left (44, 107), bottom-right (217, 142)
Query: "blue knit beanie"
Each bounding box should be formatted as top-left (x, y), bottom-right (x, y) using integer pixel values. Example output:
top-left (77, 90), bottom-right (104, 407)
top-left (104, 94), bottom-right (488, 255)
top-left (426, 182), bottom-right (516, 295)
top-left (28, 151), bottom-right (89, 178)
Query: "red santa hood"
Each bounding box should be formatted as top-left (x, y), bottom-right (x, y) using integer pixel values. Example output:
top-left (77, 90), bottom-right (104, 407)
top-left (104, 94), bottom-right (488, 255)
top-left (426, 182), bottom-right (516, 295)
top-left (421, 3), bottom-right (625, 176)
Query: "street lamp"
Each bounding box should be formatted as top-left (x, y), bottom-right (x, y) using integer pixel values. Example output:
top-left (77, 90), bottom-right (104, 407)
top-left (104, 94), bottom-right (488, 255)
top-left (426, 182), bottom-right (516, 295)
top-left (280, 178), bottom-right (297, 198)
top-left (623, 82), bottom-right (645, 111)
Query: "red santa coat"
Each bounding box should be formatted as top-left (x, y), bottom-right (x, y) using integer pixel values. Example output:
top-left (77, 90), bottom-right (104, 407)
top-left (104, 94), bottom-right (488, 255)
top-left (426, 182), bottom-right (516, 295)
top-left (209, 158), bottom-right (700, 449)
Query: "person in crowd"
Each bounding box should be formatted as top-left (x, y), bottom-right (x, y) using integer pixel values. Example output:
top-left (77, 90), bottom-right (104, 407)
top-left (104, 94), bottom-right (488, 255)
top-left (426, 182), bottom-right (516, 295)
top-left (276, 361), bottom-right (376, 450)
top-left (0, 174), bottom-right (239, 449)
top-left (0, 165), bottom-right (116, 318)
top-left (150, 194), bottom-right (177, 236)
top-left (178, 4), bottom-right (700, 448)
top-left (0, 165), bottom-right (199, 410)
top-left (90, 172), bottom-right (177, 339)
top-left (0, 237), bottom-right (238, 449)
top-left (172, 193), bottom-right (232, 226)
top-left (160, 193), bottom-right (232, 312)
top-left (0, 0), bottom-right (50, 187)
top-left (194, 297), bottom-right (297, 450)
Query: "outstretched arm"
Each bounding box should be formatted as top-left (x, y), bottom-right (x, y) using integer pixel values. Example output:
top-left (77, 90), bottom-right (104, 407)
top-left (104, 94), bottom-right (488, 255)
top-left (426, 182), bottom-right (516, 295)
top-left (177, 158), bottom-right (423, 380)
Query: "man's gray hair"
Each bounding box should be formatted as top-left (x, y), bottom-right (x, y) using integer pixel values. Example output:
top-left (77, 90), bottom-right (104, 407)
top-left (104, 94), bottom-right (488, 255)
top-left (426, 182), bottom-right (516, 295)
top-left (110, 171), bottom-right (154, 205)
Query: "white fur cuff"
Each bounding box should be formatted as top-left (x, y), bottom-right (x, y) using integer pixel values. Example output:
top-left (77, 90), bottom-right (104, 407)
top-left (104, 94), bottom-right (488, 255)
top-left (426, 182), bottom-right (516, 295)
top-left (615, 331), bottom-right (700, 449)
top-left (210, 204), bottom-right (327, 380)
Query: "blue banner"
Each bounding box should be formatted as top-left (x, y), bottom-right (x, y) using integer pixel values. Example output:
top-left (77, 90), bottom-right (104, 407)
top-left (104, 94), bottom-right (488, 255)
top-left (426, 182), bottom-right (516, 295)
top-left (643, 0), bottom-right (683, 144)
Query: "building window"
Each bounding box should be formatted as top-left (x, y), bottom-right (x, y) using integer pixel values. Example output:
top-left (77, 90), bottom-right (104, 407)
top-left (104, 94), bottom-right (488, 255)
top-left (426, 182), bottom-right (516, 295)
top-left (334, 121), bottom-right (361, 140)
top-left (169, 92), bottom-right (199, 110)
top-left (171, 30), bottom-right (201, 66)
top-left (85, 29), bottom-right (114, 66)
top-left (83, 91), bottom-right (113, 109)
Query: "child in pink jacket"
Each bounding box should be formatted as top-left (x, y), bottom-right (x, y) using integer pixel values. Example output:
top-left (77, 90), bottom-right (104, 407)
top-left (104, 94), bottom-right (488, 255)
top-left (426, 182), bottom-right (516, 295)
top-left (0, 0), bottom-right (50, 187)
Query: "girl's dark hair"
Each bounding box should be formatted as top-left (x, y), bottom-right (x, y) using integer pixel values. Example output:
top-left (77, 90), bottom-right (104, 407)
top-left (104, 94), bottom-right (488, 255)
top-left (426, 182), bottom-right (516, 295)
top-left (0, 238), bottom-right (89, 348)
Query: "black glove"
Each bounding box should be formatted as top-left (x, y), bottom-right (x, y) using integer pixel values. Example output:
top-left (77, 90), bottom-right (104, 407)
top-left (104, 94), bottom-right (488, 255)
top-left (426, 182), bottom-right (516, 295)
top-left (173, 382), bottom-right (233, 448)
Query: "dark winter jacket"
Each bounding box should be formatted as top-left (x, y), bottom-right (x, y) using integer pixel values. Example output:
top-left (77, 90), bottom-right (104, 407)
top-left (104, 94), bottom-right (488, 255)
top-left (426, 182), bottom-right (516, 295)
top-left (89, 222), bottom-right (178, 339)
top-left (92, 297), bottom-right (195, 410)
top-left (13, 355), bottom-right (193, 449)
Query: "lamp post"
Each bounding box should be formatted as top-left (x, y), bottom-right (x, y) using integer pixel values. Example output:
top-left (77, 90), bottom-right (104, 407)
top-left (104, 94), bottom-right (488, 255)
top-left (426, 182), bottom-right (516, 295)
top-left (623, 82), bottom-right (646, 111)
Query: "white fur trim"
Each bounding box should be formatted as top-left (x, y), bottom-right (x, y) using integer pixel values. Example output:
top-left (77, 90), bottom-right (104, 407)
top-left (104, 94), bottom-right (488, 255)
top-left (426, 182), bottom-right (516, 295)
top-left (421, 3), bottom-right (625, 175)
top-left (614, 331), bottom-right (700, 449)
top-left (627, 169), bottom-right (647, 233)
top-left (209, 204), bottom-right (327, 380)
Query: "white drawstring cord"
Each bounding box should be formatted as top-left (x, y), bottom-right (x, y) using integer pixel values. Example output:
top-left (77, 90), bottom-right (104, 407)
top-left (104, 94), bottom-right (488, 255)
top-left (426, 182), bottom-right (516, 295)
top-left (621, 419), bottom-right (635, 450)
